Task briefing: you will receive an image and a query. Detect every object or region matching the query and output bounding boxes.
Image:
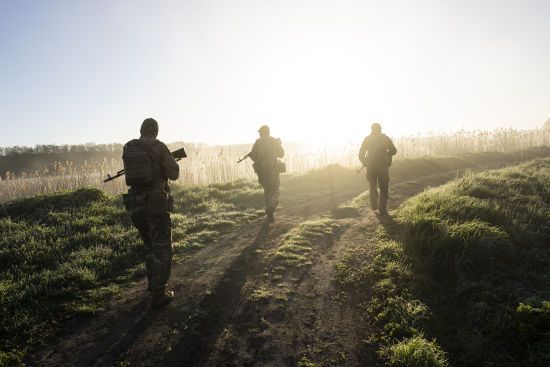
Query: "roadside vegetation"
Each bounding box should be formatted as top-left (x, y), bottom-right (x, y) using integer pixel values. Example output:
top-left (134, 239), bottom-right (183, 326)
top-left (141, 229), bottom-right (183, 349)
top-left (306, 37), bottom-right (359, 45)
top-left (0, 180), bottom-right (263, 365)
top-left (335, 158), bottom-right (550, 366)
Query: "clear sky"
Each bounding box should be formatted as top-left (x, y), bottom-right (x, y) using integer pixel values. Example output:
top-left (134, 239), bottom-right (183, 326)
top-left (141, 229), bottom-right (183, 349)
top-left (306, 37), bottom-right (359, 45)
top-left (1, 0), bottom-right (549, 146)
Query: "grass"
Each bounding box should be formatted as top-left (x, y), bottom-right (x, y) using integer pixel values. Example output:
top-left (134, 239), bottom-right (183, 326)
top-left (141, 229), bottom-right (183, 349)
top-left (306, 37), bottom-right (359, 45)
top-left (334, 158), bottom-right (550, 366)
top-left (272, 218), bottom-right (338, 270)
top-left (0, 180), bottom-right (263, 365)
top-left (385, 336), bottom-right (448, 367)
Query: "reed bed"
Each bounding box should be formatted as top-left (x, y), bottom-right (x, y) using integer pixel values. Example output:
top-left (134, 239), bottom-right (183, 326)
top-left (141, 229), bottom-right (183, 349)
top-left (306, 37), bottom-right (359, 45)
top-left (1, 128), bottom-right (549, 202)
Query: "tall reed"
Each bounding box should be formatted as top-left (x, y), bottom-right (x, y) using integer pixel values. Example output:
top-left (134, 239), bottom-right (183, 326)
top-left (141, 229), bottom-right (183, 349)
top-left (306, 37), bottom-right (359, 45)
top-left (1, 128), bottom-right (548, 201)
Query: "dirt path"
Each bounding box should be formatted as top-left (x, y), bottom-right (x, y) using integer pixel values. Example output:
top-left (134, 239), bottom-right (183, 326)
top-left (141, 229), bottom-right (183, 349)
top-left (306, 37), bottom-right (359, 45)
top-left (200, 170), bottom-right (464, 367)
top-left (26, 154), bottom-right (546, 366)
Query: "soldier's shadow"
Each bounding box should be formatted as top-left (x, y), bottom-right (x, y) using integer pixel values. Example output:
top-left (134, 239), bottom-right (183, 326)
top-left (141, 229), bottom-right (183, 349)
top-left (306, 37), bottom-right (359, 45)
top-left (89, 297), bottom-right (164, 366)
top-left (160, 218), bottom-right (273, 366)
top-left (103, 218), bottom-right (272, 365)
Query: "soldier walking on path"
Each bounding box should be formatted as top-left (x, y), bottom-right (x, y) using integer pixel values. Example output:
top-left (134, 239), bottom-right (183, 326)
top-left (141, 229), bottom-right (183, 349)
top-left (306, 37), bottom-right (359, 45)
top-left (358, 123), bottom-right (397, 215)
top-left (122, 118), bottom-right (180, 308)
top-left (249, 125), bottom-right (285, 222)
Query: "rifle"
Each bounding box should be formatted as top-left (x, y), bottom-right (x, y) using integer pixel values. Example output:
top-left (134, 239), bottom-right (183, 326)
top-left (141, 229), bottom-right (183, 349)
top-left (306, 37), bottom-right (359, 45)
top-left (103, 147), bottom-right (187, 183)
top-left (237, 152), bottom-right (251, 164)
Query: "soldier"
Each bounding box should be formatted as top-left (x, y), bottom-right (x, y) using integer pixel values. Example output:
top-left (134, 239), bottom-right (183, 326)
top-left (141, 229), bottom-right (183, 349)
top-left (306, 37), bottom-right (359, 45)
top-left (122, 118), bottom-right (180, 308)
top-left (358, 123), bottom-right (397, 215)
top-left (249, 125), bottom-right (285, 222)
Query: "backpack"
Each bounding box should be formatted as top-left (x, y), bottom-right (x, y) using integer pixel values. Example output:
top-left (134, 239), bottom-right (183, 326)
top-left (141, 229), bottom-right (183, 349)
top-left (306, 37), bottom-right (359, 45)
top-left (122, 139), bottom-right (158, 186)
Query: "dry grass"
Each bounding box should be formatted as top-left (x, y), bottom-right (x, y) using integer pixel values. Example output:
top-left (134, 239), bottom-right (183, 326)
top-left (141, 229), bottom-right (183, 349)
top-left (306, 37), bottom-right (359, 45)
top-left (1, 128), bottom-right (549, 202)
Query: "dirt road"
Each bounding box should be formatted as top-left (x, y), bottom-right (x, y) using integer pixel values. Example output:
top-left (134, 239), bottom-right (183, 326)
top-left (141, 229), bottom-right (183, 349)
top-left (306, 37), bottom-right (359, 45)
top-left (27, 152), bottom-right (548, 366)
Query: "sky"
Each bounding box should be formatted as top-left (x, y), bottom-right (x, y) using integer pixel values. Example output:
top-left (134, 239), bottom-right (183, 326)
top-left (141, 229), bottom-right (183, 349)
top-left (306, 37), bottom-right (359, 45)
top-left (1, 0), bottom-right (549, 147)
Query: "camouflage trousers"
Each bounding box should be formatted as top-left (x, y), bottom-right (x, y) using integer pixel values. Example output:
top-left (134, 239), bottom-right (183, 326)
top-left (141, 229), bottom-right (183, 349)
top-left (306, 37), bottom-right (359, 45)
top-left (258, 171), bottom-right (280, 214)
top-left (366, 165), bottom-right (390, 211)
top-left (129, 196), bottom-right (173, 292)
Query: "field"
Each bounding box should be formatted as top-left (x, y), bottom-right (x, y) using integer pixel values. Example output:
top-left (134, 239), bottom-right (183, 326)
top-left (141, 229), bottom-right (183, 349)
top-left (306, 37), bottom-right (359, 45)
top-left (1, 128), bottom-right (549, 202)
top-left (1, 145), bottom-right (549, 366)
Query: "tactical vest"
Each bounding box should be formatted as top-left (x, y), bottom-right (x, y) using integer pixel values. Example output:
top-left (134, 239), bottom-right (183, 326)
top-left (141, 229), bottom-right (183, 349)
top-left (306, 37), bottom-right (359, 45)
top-left (122, 139), bottom-right (158, 186)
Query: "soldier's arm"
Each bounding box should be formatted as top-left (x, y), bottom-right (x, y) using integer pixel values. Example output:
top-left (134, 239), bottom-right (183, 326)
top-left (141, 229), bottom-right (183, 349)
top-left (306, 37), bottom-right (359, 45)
top-left (387, 137), bottom-right (397, 156)
top-left (249, 140), bottom-right (259, 162)
top-left (159, 143), bottom-right (180, 180)
top-left (275, 138), bottom-right (284, 158)
top-left (358, 138), bottom-right (368, 165)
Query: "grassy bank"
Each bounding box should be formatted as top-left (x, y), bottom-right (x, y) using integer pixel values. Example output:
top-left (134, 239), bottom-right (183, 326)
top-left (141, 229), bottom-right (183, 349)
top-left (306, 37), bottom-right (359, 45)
top-left (0, 180), bottom-right (263, 365)
top-left (335, 158), bottom-right (550, 366)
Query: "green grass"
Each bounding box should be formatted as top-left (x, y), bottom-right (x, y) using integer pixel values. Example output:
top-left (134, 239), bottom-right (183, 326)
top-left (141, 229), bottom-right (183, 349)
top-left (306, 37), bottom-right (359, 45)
top-left (0, 180), bottom-right (263, 365)
top-left (335, 158), bottom-right (550, 367)
top-left (385, 336), bottom-right (448, 367)
top-left (273, 218), bottom-right (338, 269)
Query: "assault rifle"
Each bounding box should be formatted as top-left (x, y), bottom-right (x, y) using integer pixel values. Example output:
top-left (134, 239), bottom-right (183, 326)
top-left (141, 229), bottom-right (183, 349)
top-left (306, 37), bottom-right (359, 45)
top-left (237, 152), bottom-right (251, 163)
top-left (103, 147), bottom-right (187, 183)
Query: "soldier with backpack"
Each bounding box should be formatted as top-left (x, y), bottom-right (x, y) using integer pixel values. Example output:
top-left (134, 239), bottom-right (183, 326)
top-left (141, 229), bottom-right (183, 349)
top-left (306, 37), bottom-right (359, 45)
top-left (249, 125), bottom-right (285, 222)
top-left (122, 118), bottom-right (180, 308)
top-left (358, 123), bottom-right (397, 215)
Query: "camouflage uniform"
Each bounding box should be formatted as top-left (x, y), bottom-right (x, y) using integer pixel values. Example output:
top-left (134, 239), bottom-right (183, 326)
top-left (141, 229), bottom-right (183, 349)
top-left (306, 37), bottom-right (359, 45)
top-left (358, 133), bottom-right (397, 213)
top-left (249, 136), bottom-right (284, 219)
top-left (125, 135), bottom-right (179, 296)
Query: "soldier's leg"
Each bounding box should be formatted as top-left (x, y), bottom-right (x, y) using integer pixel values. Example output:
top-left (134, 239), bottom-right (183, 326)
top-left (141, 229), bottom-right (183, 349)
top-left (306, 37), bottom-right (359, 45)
top-left (147, 212), bottom-right (174, 291)
top-left (378, 168), bottom-right (390, 214)
top-left (130, 207), bottom-right (154, 288)
top-left (267, 172), bottom-right (280, 211)
top-left (264, 172), bottom-right (280, 221)
top-left (366, 167), bottom-right (378, 210)
top-left (258, 174), bottom-right (270, 213)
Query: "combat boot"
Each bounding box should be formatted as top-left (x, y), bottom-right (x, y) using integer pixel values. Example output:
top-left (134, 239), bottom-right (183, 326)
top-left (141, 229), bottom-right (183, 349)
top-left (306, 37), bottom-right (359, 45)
top-left (152, 290), bottom-right (174, 309)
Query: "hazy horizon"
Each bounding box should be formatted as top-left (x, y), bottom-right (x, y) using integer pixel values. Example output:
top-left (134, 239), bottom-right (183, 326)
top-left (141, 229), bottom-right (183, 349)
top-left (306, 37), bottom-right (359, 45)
top-left (2, 124), bottom-right (548, 152)
top-left (2, 0), bottom-right (549, 147)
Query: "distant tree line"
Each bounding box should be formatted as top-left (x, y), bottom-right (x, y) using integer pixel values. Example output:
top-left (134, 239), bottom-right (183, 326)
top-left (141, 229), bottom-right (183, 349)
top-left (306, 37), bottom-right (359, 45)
top-left (0, 143), bottom-right (124, 156)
